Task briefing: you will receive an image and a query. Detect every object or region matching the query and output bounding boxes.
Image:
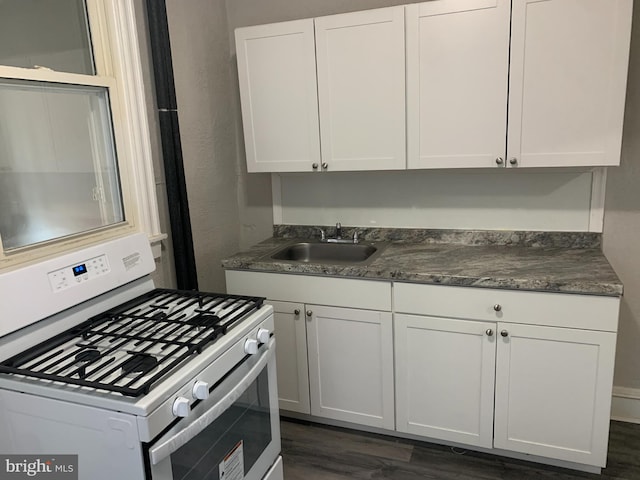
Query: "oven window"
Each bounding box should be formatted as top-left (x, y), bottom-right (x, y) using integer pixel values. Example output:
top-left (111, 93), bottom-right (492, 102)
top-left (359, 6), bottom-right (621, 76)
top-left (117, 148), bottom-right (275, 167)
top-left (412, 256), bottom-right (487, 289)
top-left (170, 368), bottom-right (272, 480)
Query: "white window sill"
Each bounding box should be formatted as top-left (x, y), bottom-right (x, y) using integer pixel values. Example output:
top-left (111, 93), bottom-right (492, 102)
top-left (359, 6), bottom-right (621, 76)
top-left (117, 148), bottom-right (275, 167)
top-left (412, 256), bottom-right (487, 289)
top-left (149, 233), bottom-right (169, 259)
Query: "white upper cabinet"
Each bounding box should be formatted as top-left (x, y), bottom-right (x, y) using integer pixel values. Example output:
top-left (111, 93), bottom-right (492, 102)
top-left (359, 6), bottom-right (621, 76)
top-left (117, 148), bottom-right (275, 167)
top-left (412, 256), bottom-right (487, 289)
top-left (406, 0), bottom-right (511, 169)
top-left (235, 20), bottom-right (321, 172)
top-left (235, 0), bottom-right (632, 172)
top-left (506, 0), bottom-right (633, 168)
top-left (315, 7), bottom-right (406, 171)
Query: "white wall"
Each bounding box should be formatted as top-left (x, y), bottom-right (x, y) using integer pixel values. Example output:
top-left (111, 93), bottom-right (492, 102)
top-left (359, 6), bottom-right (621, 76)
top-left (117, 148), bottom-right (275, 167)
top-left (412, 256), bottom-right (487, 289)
top-left (276, 170), bottom-right (595, 231)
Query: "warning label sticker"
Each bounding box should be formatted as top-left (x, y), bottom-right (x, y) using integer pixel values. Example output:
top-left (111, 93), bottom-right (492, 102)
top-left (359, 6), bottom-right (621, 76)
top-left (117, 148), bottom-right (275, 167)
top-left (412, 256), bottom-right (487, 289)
top-left (122, 252), bottom-right (141, 271)
top-left (219, 440), bottom-right (244, 480)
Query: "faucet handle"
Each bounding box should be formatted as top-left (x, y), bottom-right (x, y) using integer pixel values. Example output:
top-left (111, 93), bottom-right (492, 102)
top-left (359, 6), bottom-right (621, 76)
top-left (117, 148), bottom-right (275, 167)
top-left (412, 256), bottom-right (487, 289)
top-left (316, 228), bottom-right (326, 241)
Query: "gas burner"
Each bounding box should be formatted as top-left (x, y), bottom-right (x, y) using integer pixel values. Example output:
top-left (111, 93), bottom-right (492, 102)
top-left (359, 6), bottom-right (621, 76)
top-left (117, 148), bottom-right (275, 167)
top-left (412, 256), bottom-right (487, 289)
top-left (186, 313), bottom-right (220, 329)
top-left (75, 348), bottom-right (100, 364)
top-left (121, 353), bottom-right (158, 377)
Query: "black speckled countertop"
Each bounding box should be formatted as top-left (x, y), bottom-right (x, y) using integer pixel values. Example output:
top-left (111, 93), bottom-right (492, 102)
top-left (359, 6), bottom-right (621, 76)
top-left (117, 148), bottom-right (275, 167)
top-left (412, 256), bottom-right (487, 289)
top-left (221, 226), bottom-right (623, 297)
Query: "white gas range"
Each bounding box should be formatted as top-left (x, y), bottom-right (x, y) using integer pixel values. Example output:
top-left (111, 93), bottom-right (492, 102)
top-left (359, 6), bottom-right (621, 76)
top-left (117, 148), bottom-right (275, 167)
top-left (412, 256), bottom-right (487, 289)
top-left (0, 234), bottom-right (282, 480)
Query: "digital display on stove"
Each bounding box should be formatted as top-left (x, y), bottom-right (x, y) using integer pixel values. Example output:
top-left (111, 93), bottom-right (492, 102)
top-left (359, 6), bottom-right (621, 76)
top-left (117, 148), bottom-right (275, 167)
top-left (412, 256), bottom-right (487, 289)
top-left (72, 264), bottom-right (87, 276)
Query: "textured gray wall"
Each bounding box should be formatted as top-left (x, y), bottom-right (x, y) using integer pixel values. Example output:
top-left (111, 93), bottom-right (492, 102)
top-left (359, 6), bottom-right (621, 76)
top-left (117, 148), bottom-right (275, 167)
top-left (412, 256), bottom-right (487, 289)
top-left (603, 4), bottom-right (640, 391)
top-left (165, 0), bottom-right (241, 292)
top-left (225, 0), bottom-right (424, 29)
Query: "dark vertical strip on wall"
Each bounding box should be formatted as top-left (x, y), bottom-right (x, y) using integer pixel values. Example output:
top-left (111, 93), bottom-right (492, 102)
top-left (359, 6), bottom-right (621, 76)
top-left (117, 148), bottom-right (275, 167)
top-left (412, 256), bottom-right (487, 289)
top-left (146, 0), bottom-right (198, 290)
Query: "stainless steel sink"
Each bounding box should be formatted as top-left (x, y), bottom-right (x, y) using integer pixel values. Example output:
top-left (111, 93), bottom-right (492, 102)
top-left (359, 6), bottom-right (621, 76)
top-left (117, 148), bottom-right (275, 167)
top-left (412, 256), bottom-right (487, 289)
top-left (267, 242), bottom-right (386, 265)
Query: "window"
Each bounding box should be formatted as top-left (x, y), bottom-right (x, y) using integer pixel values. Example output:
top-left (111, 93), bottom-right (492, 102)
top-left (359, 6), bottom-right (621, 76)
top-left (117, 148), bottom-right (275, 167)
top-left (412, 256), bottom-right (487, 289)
top-left (0, 0), bottom-right (163, 268)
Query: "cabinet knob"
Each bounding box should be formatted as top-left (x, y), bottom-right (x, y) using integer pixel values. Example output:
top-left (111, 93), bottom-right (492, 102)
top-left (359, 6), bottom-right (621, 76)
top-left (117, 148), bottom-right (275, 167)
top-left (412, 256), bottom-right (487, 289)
top-left (495, 157), bottom-right (504, 166)
top-left (500, 330), bottom-right (509, 337)
top-left (306, 310), bottom-right (313, 318)
top-left (312, 163), bottom-right (319, 170)
top-left (294, 309), bottom-right (300, 316)
top-left (509, 157), bottom-right (518, 166)
top-left (486, 329), bottom-right (494, 337)
top-left (493, 304), bottom-right (502, 312)
top-left (322, 162), bottom-right (328, 170)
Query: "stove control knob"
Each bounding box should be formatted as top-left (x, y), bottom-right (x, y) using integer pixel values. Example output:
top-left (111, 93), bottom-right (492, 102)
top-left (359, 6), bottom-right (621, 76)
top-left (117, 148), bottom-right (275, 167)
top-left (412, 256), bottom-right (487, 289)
top-left (256, 328), bottom-right (271, 344)
top-left (244, 338), bottom-right (259, 355)
top-left (192, 380), bottom-right (210, 400)
top-left (172, 397), bottom-right (191, 417)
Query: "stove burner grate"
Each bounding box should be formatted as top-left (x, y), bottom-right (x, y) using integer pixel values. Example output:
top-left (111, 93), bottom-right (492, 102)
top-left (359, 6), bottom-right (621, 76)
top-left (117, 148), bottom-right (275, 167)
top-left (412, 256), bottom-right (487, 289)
top-left (121, 353), bottom-right (158, 376)
top-left (0, 289), bottom-right (264, 397)
top-left (75, 348), bottom-right (101, 363)
top-left (186, 313), bottom-right (221, 329)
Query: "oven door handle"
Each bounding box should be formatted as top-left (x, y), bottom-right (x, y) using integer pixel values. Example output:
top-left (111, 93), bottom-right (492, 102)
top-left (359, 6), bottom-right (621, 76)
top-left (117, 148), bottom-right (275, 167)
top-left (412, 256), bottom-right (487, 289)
top-left (149, 337), bottom-right (275, 465)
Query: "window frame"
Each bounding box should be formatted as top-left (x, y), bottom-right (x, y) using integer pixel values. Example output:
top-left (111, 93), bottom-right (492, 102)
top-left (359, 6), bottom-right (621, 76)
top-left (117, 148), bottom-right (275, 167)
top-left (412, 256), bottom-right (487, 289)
top-left (0, 0), bottom-right (164, 269)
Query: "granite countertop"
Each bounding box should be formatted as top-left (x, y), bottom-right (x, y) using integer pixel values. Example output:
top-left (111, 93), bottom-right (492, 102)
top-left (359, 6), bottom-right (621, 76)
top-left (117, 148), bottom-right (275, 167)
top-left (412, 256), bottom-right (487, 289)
top-left (222, 226), bottom-right (623, 297)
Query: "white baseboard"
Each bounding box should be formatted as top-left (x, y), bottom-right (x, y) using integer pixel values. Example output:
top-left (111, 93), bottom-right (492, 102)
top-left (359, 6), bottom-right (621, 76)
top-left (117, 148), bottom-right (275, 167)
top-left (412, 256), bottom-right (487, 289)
top-left (611, 386), bottom-right (640, 424)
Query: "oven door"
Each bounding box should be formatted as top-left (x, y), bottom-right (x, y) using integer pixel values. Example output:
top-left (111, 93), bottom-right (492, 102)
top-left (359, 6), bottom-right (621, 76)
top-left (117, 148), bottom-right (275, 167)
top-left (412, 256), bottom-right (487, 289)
top-left (147, 337), bottom-right (281, 480)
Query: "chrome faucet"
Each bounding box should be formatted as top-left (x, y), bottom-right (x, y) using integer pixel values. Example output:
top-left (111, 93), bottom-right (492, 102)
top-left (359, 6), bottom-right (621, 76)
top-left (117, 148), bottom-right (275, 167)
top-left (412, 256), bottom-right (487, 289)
top-left (323, 222), bottom-right (359, 244)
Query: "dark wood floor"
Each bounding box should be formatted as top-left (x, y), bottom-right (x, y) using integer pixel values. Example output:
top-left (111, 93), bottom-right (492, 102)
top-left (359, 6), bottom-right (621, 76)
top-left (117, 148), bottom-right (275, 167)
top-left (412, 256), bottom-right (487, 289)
top-left (280, 419), bottom-right (640, 479)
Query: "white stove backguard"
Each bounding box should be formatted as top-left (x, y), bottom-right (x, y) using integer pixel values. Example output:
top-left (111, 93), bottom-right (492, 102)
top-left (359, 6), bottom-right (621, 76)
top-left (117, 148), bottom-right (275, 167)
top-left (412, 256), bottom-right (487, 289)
top-left (0, 233), bottom-right (155, 338)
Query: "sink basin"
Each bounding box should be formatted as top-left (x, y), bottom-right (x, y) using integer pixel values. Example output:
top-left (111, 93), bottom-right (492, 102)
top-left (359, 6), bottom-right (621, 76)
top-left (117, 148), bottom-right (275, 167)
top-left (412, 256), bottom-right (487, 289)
top-left (268, 242), bottom-right (386, 265)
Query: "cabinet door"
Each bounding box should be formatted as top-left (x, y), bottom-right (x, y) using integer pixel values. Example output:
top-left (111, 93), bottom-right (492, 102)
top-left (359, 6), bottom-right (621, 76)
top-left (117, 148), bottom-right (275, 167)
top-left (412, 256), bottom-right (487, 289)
top-left (315, 7), bottom-right (405, 171)
top-left (268, 300), bottom-right (310, 414)
top-left (406, 0), bottom-right (510, 169)
top-left (494, 323), bottom-right (617, 467)
top-left (306, 305), bottom-right (394, 429)
top-left (507, 0), bottom-right (632, 168)
top-left (235, 20), bottom-right (321, 172)
top-left (395, 314), bottom-right (496, 448)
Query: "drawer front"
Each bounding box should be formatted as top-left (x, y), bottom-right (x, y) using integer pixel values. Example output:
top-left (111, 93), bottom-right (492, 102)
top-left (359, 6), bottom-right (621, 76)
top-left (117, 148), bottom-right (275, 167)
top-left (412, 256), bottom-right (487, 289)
top-left (393, 283), bottom-right (619, 331)
top-left (226, 270), bottom-right (392, 311)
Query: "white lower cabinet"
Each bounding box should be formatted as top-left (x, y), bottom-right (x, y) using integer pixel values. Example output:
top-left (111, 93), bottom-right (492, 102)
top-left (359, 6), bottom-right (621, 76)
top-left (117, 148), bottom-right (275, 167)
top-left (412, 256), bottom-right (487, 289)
top-left (307, 305), bottom-right (394, 429)
top-left (225, 271), bottom-right (395, 429)
top-left (394, 314), bottom-right (496, 448)
top-left (493, 323), bottom-right (617, 466)
top-left (394, 282), bottom-right (620, 469)
top-left (268, 300), bottom-right (310, 414)
top-left (227, 271), bottom-right (620, 471)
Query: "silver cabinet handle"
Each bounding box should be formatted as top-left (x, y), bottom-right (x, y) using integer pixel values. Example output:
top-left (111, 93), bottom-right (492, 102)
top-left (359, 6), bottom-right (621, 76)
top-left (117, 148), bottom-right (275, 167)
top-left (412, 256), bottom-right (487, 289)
top-left (493, 304), bottom-right (502, 312)
top-left (509, 157), bottom-right (518, 166)
top-left (501, 330), bottom-right (509, 337)
top-left (294, 309), bottom-right (300, 316)
top-left (312, 163), bottom-right (319, 170)
top-left (495, 157), bottom-right (504, 166)
top-left (486, 329), bottom-right (494, 337)
top-left (306, 310), bottom-right (312, 317)
top-left (322, 162), bottom-right (328, 169)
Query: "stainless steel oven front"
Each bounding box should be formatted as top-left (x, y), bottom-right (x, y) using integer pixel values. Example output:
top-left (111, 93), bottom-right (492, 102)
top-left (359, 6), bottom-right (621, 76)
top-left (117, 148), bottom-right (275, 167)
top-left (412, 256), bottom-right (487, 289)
top-left (147, 336), bottom-right (282, 480)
